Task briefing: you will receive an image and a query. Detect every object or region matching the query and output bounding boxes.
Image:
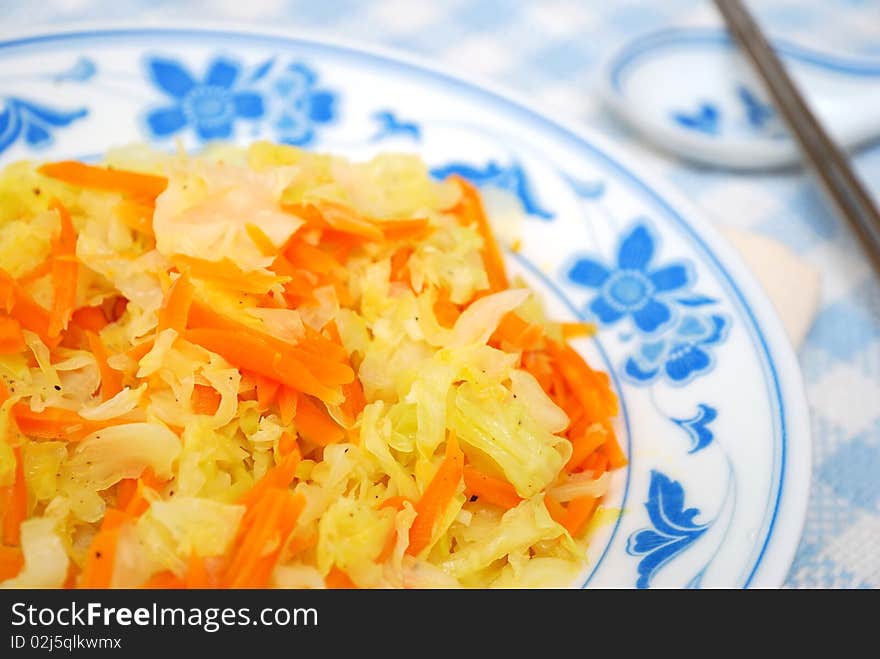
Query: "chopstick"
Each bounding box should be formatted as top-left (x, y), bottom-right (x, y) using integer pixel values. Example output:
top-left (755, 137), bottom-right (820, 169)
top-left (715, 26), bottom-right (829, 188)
top-left (713, 0), bottom-right (880, 276)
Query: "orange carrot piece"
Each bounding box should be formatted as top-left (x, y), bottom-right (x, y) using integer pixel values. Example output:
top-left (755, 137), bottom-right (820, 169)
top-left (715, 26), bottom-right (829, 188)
top-left (433, 289), bottom-right (460, 328)
top-left (0, 546), bottom-right (24, 581)
top-left (0, 270), bottom-right (15, 313)
top-left (2, 448), bottom-right (26, 546)
top-left (126, 338), bottom-right (154, 363)
top-left (116, 478), bottom-right (138, 510)
top-left (389, 246), bottom-right (413, 283)
top-left (462, 465), bottom-right (522, 510)
top-left (171, 255), bottom-right (287, 295)
top-left (562, 496), bottom-right (599, 537)
top-left (378, 496), bottom-right (413, 512)
top-left (245, 222), bottom-right (278, 257)
top-left (38, 161), bottom-right (168, 201)
top-left (114, 200), bottom-right (156, 237)
top-left (565, 425), bottom-right (608, 473)
top-left (277, 386), bottom-right (298, 426)
top-left (375, 218), bottom-right (431, 241)
top-left (254, 373), bottom-right (281, 409)
top-left (0, 315), bottom-right (26, 354)
top-left (450, 176), bottom-right (508, 292)
top-left (237, 449), bottom-right (301, 510)
top-left (224, 490), bottom-right (305, 588)
top-left (295, 394), bottom-right (345, 446)
top-left (157, 270), bottom-right (194, 334)
top-left (407, 434), bottom-right (464, 556)
top-left (7, 279), bottom-right (58, 348)
top-left (11, 403), bottom-right (112, 441)
top-left (71, 305), bottom-right (109, 332)
top-left (583, 451), bottom-right (610, 477)
top-left (141, 570), bottom-right (184, 589)
top-left (599, 424), bottom-right (627, 469)
top-left (190, 384), bottom-right (222, 416)
top-left (325, 565), bottom-right (358, 589)
top-left (285, 530), bottom-right (318, 560)
top-left (79, 527), bottom-right (121, 588)
top-left (284, 239), bottom-right (346, 279)
top-left (17, 258), bottom-right (52, 286)
top-left (184, 328), bottom-right (343, 403)
top-left (324, 321), bottom-right (366, 425)
top-left (561, 321), bottom-right (597, 340)
top-left (85, 330), bottom-right (123, 401)
top-left (278, 431), bottom-right (298, 457)
top-left (284, 202), bottom-right (383, 240)
top-left (185, 554), bottom-right (211, 589)
top-left (47, 199), bottom-right (78, 338)
top-left (544, 493), bottom-right (567, 527)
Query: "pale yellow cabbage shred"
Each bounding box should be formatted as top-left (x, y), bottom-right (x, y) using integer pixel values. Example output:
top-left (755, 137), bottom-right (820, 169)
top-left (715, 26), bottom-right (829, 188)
top-left (0, 142), bottom-right (609, 589)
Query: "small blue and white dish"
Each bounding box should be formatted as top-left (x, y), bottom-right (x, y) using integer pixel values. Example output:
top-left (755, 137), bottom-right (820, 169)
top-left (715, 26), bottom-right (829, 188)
top-left (0, 23), bottom-right (811, 587)
top-left (601, 27), bottom-right (880, 169)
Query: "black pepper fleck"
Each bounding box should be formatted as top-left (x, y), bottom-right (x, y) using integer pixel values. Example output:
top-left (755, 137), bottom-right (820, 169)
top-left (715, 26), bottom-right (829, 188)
top-left (54, 384), bottom-right (62, 391)
top-left (32, 187), bottom-right (41, 196)
top-left (469, 495), bottom-right (478, 502)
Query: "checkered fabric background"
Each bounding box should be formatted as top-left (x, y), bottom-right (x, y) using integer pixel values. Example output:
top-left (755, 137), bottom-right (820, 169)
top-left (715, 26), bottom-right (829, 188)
top-left (2, 0), bottom-right (878, 589)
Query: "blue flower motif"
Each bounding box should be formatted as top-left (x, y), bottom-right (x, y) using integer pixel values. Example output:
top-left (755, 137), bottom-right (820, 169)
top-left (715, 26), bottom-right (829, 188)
top-left (272, 63), bottom-right (337, 146)
top-left (430, 160), bottom-right (554, 219)
top-left (371, 110), bottom-right (421, 142)
top-left (624, 313), bottom-right (729, 386)
top-left (0, 97), bottom-right (88, 155)
top-left (627, 470), bottom-right (709, 589)
top-left (145, 56), bottom-right (265, 141)
top-left (671, 403), bottom-right (718, 454)
top-left (568, 224), bottom-right (692, 333)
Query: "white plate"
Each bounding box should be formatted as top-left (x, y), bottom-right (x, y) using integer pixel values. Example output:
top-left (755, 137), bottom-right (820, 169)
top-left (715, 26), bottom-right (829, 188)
top-left (0, 24), bottom-right (811, 588)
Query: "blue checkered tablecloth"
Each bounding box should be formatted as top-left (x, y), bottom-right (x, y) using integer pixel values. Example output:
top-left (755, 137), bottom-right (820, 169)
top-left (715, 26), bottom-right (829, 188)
top-left (2, 0), bottom-right (878, 589)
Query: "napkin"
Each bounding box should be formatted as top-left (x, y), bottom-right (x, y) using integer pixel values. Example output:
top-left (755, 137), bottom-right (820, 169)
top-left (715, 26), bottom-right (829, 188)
top-left (720, 226), bottom-right (821, 350)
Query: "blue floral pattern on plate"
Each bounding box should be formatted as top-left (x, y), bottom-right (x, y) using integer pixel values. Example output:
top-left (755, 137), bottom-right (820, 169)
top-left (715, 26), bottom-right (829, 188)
top-left (145, 56), bottom-right (265, 140)
top-left (430, 159), bottom-right (554, 219)
top-left (627, 470), bottom-right (709, 589)
top-left (0, 97), bottom-right (88, 154)
top-left (568, 223), bottom-right (691, 334)
top-left (272, 63), bottom-right (336, 146)
top-left (672, 403), bottom-right (718, 454)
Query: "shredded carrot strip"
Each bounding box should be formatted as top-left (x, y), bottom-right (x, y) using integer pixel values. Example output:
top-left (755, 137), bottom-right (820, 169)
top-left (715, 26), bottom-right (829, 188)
top-left (561, 321), bottom-right (597, 340)
top-left (565, 424), bottom-right (608, 473)
top-left (325, 321), bottom-right (365, 426)
top-left (190, 384), bottom-right (222, 416)
top-left (375, 218), bottom-right (431, 241)
top-left (284, 202), bottom-right (383, 240)
top-left (599, 423), bottom-right (627, 469)
top-left (71, 305), bottom-right (109, 332)
top-left (562, 496), bottom-right (599, 537)
top-left (277, 386), bottom-right (298, 426)
top-left (245, 222), bottom-right (278, 257)
top-left (184, 328), bottom-right (342, 403)
top-left (115, 478), bottom-right (138, 510)
top-left (38, 161), bottom-right (168, 201)
top-left (2, 448), bottom-right (26, 546)
top-left (79, 526), bottom-right (121, 588)
top-left (463, 465), bottom-right (522, 510)
top-left (278, 431), bottom-right (298, 457)
top-left (389, 246), bottom-right (413, 283)
top-left (184, 554), bottom-right (211, 588)
top-left (294, 394), bottom-right (345, 446)
top-left (325, 565), bottom-right (358, 589)
top-left (450, 176), bottom-right (508, 292)
top-left (11, 403), bottom-right (112, 441)
top-left (583, 451), bottom-right (610, 477)
top-left (237, 448), bottom-right (301, 510)
top-left (6, 278), bottom-right (58, 348)
top-left (254, 373), bottom-right (281, 410)
top-left (114, 200), bottom-right (155, 237)
top-left (0, 270), bottom-right (14, 313)
top-left (171, 255), bottom-right (287, 295)
top-left (433, 289), bottom-right (460, 328)
top-left (0, 315), bottom-right (26, 354)
top-left (17, 258), bottom-right (52, 286)
top-left (126, 338), bottom-right (154, 363)
top-left (223, 489), bottom-right (305, 588)
top-left (141, 570), bottom-right (184, 589)
top-left (157, 270), bottom-right (194, 334)
top-left (47, 199), bottom-right (78, 338)
top-left (544, 493), bottom-right (567, 527)
top-left (285, 531), bottom-right (318, 560)
top-left (0, 546), bottom-right (24, 581)
top-left (407, 434), bottom-right (464, 556)
top-left (284, 239), bottom-right (346, 279)
top-left (85, 330), bottom-right (123, 401)
top-left (378, 496), bottom-right (412, 512)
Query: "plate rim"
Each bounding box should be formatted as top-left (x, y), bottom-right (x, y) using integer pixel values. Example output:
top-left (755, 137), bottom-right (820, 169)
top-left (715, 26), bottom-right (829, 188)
top-left (0, 20), bottom-right (813, 588)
